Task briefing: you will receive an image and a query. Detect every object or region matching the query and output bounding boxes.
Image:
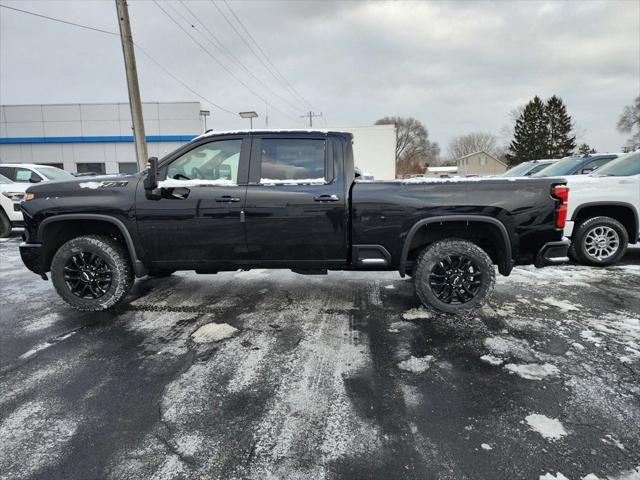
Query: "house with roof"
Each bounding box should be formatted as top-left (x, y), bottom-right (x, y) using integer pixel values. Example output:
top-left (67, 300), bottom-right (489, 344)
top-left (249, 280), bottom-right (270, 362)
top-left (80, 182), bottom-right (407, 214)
top-left (456, 151), bottom-right (507, 176)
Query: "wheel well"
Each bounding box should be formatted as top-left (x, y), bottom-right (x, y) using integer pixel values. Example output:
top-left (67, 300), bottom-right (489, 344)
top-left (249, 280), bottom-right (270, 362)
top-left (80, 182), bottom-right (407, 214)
top-left (406, 221), bottom-right (507, 268)
top-left (573, 205), bottom-right (638, 242)
top-left (40, 220), bottom-right (130, 271)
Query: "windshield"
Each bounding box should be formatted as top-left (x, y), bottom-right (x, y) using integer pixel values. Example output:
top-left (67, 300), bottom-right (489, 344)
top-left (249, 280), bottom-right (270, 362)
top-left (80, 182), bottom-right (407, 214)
top-left (36, 166), bottom-right (74, 181)
top-left (533, 158), bottom-right (580, 177)
top-left (0, 173), bottom-right (12, 184)
top-left (591, 152), bottom-right (640, 177)
top-left (502, 162), bottom-right (533, 177)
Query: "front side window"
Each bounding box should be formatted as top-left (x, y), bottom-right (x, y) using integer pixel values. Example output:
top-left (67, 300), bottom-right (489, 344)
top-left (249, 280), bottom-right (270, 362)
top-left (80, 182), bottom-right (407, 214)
top-left (260, 139), bottom-right (325, 183)
top-left (167, 140), bottom-right (241, 184)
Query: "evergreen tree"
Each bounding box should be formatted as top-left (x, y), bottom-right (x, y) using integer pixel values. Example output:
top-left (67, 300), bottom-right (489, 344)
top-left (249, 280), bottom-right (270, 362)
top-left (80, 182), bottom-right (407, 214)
top-left (577, 143), bottom-right (596, 155)
top-left (506, 96), bottom-right (548, 165)
top-left (545, 95), bottom-right (576, 158)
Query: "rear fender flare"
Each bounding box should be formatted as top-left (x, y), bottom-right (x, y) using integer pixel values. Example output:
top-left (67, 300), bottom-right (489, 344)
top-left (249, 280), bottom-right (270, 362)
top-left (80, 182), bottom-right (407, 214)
top-left (399, 215), bottom-right (513, 277)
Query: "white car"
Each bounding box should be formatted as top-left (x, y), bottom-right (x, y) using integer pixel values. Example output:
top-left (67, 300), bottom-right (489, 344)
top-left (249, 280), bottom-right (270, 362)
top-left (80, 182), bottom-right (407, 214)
top-left (0, 163), bottom-right (73, 185)
top-left (564, 151), bottom-right (640, 266)
top-left (0, 173), bottom-right (28, 237)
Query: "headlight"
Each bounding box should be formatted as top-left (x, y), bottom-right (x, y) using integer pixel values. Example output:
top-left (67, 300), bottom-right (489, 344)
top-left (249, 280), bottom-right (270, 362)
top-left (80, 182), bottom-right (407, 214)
top-left (24, 193), bottom-right (35, 201)
top-left (2, 191), bottom-right (25, 202)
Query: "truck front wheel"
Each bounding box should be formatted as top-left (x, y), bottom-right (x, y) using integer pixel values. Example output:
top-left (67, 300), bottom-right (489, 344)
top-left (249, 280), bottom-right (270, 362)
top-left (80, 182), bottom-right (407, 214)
top-left (413, 239), bottom-right (495, 315)
top-left (50, 235), bottom-right (134, 311)
top-left (570, 216), bottom-right (628, 266)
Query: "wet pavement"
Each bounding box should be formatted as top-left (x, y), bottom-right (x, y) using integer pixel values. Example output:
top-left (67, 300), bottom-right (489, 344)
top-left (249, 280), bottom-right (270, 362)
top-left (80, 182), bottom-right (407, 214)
top-left (1, 235), bottom-right (639, 480)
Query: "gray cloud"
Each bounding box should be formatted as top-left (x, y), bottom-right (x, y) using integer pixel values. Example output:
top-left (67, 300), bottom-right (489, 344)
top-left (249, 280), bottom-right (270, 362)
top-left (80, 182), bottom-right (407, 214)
top-left (0, 0), bottom-right (638, 152)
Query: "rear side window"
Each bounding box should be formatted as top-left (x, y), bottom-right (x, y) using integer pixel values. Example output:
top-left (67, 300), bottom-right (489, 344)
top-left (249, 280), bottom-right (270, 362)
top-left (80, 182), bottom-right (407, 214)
top-left (0, 167), bottom-right (15, 180)
top-left (581, 157), bottom-right (613, 173)
top-left (260, 139), bottom-right (325, 182)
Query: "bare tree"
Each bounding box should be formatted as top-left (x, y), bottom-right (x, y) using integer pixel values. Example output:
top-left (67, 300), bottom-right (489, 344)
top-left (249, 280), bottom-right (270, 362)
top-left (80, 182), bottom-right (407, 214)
top-left (375, 117), bottom-right (439, 176)
top-left (617, 96), bottom-right (640, 151)
top-left (447, 132), bottom-right (503, 161)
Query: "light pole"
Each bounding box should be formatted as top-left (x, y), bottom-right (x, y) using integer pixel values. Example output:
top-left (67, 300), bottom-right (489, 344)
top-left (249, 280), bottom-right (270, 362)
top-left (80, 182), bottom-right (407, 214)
top-left (239, 111), bottom-right (258, 129)
top-left (199, 110), bottom-right (210, 132)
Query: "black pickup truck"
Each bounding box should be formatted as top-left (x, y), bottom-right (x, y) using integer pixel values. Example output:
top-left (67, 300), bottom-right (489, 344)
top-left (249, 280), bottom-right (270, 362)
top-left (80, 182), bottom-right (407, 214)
top-left (19, 130), bottom-right (569, 314)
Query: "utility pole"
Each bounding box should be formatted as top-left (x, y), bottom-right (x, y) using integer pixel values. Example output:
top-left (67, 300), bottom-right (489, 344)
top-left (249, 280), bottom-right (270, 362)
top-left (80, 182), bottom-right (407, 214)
top-left (115, 0), bottom-right (148, 171)
top-left (301, 111), bottom-right (322, 128)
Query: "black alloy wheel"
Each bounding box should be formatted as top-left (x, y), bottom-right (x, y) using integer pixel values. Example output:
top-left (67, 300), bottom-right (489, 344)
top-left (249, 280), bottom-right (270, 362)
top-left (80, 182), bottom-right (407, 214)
top-left (428, 255), bottom-right (483, 304)
top-left (63, 251), bottom-right (113, 299)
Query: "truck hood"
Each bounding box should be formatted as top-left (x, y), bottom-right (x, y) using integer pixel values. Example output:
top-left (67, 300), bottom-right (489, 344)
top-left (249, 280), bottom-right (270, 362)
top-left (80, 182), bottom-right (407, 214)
top-left (25, 173), bottom-right (141, 196)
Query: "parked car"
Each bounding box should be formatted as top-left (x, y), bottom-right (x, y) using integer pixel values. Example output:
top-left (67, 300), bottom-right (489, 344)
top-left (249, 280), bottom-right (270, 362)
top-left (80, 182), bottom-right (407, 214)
top-left (564, 151), bottom-right (639, 266)
top-left (19, 130), bottom-right (569, 314)
top-left (0, 173), bottom-right (28, 237)
top-left (501, 159), bottom-right (557, 177)
top-left (533, 153), bottom-right (620, 178)
top-left (0, 163), bottom-right (74, 184)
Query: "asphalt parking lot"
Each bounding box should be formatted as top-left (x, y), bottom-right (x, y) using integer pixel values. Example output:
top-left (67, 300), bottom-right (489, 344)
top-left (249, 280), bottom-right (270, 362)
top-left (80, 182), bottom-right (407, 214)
top-left (1, 236), bottom-right (639, 480)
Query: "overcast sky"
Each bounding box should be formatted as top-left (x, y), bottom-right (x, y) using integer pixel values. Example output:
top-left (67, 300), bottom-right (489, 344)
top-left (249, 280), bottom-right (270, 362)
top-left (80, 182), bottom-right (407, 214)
top-left (1, 0), bottom-right (638, 153)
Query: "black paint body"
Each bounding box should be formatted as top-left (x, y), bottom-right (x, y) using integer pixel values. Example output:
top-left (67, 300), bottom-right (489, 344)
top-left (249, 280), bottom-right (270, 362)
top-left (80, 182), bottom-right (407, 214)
top-left (19, 131), bottom-right (567, 278)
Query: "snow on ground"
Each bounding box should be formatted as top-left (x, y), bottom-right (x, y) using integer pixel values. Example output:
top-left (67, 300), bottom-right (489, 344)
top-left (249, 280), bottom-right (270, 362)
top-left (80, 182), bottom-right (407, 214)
top-left (525, 414), bottom-right (567, 440)
top-left (402, 306), bottom-right (433, 320)
top-left (504, 362), bottom-right (560, 380)
top-left (190, 322), bottom-right (238, 343)
top-left (397, 355), bottom-right (434, 373)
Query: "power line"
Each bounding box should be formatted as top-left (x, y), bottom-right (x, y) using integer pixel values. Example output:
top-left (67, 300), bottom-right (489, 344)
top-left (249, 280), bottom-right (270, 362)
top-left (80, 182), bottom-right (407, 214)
top-left (153, 0), bottom-right (303, 125)
top-left (221, 0), bottom-right (321, 113)
top-left (0, 3), bottom-right (119, 36)
top-left (208, 0), bottom-right (313, 114)
top-left (174, 0), bottom-right (304, 116)
top-left (0, 2), bottom-right (237, 117)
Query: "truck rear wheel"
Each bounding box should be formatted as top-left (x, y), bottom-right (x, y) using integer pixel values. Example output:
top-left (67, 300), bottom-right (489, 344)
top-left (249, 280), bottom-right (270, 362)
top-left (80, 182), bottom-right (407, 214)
top-left (413, 239), bottom-right (495, 315)
top-left (50, 235), bottom-right (134, 311)
top-left (569, 216), bottom-right (628, 266)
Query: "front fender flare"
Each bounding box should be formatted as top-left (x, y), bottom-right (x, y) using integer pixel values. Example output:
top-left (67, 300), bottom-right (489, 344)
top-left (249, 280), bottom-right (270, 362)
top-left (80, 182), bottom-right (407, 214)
top-left (38, 213), bottom-right (147, 277)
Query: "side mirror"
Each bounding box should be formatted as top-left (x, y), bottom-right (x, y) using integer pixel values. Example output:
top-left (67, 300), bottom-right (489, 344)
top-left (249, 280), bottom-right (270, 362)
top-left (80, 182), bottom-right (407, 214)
top-left (354, 166), bottom-right (362, 178)
top-left (144, 157), bottom-right (158, 190)
top-left (144, 157), bottom-right (162, 200)
top-left (29, 175), bottom-right (42, 183)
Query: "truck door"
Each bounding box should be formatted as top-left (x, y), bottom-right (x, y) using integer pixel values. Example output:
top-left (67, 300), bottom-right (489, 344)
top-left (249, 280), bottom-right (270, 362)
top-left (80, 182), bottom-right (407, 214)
top-left (135, 136), bottom-right (250, 265)
top-left (244, 134), bottom-right (348, 264)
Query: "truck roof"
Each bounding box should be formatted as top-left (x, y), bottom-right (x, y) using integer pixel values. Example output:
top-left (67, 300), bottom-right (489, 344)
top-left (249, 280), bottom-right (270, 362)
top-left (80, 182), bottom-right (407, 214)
top-left (194, 129), bottom-right (351, 141)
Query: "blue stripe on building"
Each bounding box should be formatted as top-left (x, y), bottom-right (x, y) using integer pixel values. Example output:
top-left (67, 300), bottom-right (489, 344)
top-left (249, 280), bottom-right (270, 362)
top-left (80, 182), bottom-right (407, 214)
top-left (0, 135), bottom-right (198, 144)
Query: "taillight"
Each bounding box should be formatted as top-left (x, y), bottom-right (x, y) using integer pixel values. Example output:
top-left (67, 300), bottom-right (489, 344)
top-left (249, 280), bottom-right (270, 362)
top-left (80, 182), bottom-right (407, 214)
top-left (553, 185), bottom-right (569, 229)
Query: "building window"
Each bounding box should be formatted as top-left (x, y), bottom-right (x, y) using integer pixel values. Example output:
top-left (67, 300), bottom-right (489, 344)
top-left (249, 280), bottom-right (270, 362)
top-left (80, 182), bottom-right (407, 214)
top-left (76, 163), bottom-right (106, 175)
top-left (118, 163), bottom-right (138, 174)
top-left (480, 157), bottom-right (487, 165)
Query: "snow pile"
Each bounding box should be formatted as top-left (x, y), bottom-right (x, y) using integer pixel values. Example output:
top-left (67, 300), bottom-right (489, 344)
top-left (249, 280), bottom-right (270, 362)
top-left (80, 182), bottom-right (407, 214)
top-left (504, 363), bottom-right (560, 380)
top-left (525, 414), bottom-right (567, 440)
top-left (480, 354), bottom-right (504, 366)
top-left (400, 176), bottom-right (524, 184)
top-left (480, 443), bottom-right (493, 450)
top-left (158, 178), bottom-right (236, 188)
top-left (540, 473), bottom-right (569, 480)
top-left (397, 355), bottom-right (434, 373)
top-left (191, 323), bottom-right (238, 343)
top-left (402, 307), bottom-right (433, 320)
top-left (484, 336), bottom-right (537, 362)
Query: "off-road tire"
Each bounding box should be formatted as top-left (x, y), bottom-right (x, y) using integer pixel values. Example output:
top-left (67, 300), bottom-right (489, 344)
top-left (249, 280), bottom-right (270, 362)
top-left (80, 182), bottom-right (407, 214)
top-left (414, 239), bottom-right (495, 315)
top-left (147, 268), bottom-right (176, 278)
top-left (569, 216), bottom-right (628, 267)
top-left (51, 235), bottom-right (134, 311)
top-left (0, 210), bottom-right (10, 238)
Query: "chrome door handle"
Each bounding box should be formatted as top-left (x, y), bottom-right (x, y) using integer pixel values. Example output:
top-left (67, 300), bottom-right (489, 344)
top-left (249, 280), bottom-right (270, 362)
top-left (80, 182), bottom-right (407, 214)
top-left (215, 196), bottom-right (241, 202)
top-left (313, 194), bottom-right (340, 202)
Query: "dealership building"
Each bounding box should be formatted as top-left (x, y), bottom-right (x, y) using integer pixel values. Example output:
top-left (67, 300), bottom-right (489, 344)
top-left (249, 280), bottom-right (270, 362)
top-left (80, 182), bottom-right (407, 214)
top-left (0, 101), bottom-right (396, 179)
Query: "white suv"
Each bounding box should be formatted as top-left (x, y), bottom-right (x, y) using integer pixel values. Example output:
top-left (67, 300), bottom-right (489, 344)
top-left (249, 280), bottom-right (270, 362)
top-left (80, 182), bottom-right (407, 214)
top-left (0, 164), bottom-right (73, 185)
top-left (0, 174), bottom-right (28, 237)
top-left (564, 151), bottom-right (640, 266)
